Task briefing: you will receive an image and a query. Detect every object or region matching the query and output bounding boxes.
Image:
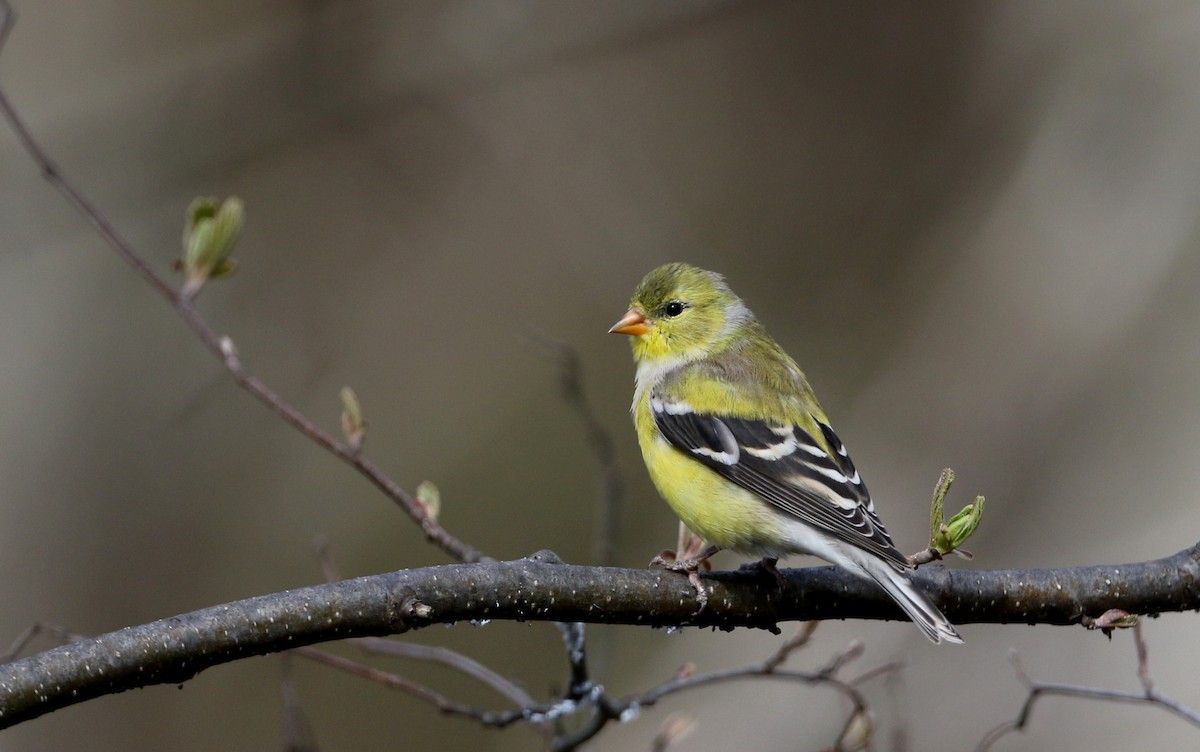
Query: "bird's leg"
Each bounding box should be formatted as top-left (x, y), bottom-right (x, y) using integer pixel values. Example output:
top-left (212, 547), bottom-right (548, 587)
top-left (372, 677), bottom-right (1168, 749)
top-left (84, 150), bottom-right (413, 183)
top-left (650, 543), bottom-right (720, 571)
top-left (649, 523), bottom-right (713, 569)
top-left (650, 536), bottom-right (720, 612)
top-left (740, 557), bottom-right (788, 588)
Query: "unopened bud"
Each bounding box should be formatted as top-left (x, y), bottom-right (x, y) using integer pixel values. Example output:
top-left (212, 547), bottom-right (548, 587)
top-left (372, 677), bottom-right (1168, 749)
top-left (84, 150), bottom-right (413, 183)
top-left (940, 496), bottom-right (985, 553)
top-left (930, 468), bottom-right (954, 543)
top-left (339, 386), bottom-right (366, 450)
top-left (416, 481), bottom-right (441, 521)
top-left (182, 196), bottom-right (243, 297)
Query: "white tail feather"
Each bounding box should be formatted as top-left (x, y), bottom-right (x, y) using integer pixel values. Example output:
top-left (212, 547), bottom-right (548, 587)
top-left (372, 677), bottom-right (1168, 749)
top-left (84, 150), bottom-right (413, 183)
top-left (857, 556), bottom-right (962, 644)
top-left (772, 518), bottom-right (963, 643)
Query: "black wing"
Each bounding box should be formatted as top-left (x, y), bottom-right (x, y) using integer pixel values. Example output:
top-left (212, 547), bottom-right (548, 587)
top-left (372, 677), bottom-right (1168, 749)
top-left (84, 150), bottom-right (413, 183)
top-left (650, 396), bottom-right (910, 570)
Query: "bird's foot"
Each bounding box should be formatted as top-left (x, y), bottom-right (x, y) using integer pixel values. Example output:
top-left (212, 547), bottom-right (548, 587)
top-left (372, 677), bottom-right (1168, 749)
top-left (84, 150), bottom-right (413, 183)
top-left (739, 557), bottom-right (788, 588)
top-left (650, 544), bottom-right (720, 612)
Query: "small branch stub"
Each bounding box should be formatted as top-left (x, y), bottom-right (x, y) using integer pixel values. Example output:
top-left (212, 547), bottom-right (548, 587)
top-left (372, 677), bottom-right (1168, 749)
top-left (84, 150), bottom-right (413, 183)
top-left (1082, 608), bottom-right (1139, 637)
top-left (218, 336), bottom-right (240, 369)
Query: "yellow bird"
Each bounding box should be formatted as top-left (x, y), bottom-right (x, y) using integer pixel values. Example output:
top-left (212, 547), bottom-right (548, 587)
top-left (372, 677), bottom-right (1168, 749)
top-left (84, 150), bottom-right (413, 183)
top-left (610, 262), bottom-right (961, 644)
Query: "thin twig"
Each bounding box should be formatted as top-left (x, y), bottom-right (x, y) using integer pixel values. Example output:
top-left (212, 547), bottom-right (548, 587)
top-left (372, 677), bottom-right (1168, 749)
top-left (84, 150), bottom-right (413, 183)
top-left (554, 626), bottom-right (881, 752)
top-left (530, 338), bottom-right (624, 749)
top-left (279, 654), bottom-right (318, 752)
top-left (0, 0), bottom-right (13, 52)
top-left (817, 638), bottom-right (865, 679)
top-left (291, 646), bottom-right (526, 727)
top-left (295, 618), bottom-right (892, 752)
top-left (294, 638), bottom-right (601, 742)
top-left (0, 622), bottom-right (86, 663)
top-left (0, 6), bottom-right (480, 565)
top-left (529, 336), bottom-right (624, 567)
top-left (762, 621), bottom-right (819, 670)
top-left (1134, 617), bottom-right (1153, 693)
top-left (355, 637), bottom-right (538, 710)
top-left (631, 667), bottom-right (869, 745)
top-left (546, 621), bottom-right (625, 751)
top-left (849, 660), bottom-right (903, 687)
top-left (976, 624), bottom-right (1200, 750)
top-left (883, 666), bottom-right (910, 752)
top-left (312, 535), bottom-right (341, 584)
top-left (310, 540), bottom-right (534, 708)
top-left (556, 621), bottom-right (593, 700)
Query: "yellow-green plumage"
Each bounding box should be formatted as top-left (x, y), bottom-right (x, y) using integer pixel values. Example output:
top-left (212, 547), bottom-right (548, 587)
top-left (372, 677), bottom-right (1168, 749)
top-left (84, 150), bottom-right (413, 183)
top-left (625, 264), bottom-right (831, 550)
top-left (612, 262), bottom-right (962, 644)
top-left (634, 392), bottom-right (780, 552)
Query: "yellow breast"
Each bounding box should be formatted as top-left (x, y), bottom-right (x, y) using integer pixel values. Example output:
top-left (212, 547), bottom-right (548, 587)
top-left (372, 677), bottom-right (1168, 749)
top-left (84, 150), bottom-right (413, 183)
top-left (634, 397), bottom-right (783, 553)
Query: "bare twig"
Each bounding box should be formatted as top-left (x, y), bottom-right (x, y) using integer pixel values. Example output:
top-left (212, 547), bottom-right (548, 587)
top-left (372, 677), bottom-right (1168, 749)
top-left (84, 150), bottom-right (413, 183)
top-left (763, 621), bottom-right (819, 671)
top-left (848, 660), bottom-right (903, 688)
top-left (295, 630), bottom-right (602, 743)
top-left (624, 666), bottom-right (869, 749)
top-left (309, 540), bottom-right (535, 709)
top-left (0, 10), bottom-right (480, 565)
top-left (551, 655), bottom-right (868, 751)
top-left (312, 536), bottom-right (341, 584)
top-left (556, 621), bottom-right (893, 751)
top-left (279, 654), bottom-right (318, 752)
top-left (883, 666), bottom-right (910, 752)
top-left (0, 0), bottom-right (13, 62)
top-left (1134, 617), bottom-right (1153, 693)
top-left (354, 637), bottom-right (538, 710)
top-left (0, 622), bottom-right (86, 663)
top-left (976, 623), bottom-right (1200, 750)
top-left (530, 336), bottom-right (624, 567)
top-left (818, 638), bottom-right (865, 678)
top-left (556, 622), bottom-right (593, 699)
top-left (292, 646), bottom-right (526, 727)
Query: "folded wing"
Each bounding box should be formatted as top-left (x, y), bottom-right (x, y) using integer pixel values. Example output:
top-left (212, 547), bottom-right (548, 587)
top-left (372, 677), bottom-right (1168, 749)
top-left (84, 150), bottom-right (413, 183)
top-left (650, 395), bottom-right (910, 571)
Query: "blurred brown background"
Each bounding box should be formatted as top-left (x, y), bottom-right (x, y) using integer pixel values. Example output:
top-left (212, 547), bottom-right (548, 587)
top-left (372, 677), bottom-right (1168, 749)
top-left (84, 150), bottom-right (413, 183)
top-left (3, 1), bottom-right (1200, 750)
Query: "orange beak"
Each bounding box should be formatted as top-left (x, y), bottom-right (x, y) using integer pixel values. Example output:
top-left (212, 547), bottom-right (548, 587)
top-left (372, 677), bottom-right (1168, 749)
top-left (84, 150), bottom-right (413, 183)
top-left (608, 308), bottom-right (650, 336)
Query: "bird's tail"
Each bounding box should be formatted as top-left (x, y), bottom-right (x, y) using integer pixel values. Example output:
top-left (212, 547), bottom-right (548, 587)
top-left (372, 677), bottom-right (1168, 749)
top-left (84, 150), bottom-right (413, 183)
top-left (854, 555), bottom-right (963, 644)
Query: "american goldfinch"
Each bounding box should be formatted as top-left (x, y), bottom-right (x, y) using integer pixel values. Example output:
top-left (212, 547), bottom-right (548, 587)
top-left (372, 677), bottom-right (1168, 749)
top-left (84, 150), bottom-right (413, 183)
top-left (610, 263), bottom-right (962, 644)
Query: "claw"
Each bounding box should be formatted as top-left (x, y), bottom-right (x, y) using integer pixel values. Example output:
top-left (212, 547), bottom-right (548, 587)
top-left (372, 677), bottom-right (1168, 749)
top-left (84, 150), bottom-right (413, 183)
top-left (650, 544), bottom-right (721, 613)
top-left (686, 569), bottom-right (708, 611)
top-left (740, 557), bottom-right (788, 588)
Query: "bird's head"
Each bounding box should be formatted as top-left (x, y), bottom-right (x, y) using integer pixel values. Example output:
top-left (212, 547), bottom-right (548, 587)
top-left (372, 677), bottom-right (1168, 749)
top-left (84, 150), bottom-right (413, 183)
top-left (609, 262), bottom-right (753, 363)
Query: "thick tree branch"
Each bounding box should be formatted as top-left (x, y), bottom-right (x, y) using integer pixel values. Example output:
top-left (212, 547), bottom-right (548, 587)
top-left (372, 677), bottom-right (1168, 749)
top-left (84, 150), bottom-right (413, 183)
top-left (1, 543), bottom-right (1198, 729)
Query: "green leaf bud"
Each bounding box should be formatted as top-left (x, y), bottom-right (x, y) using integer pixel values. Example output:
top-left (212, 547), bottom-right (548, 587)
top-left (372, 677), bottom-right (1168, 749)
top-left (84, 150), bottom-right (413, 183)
top-left (182, 196), bottom-right (243, 297)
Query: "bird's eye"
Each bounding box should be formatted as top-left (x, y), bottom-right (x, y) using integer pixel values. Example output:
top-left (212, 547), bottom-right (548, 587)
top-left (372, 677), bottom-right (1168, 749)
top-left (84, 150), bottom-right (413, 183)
top-left (663, 301), bottom-right (686, 318)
